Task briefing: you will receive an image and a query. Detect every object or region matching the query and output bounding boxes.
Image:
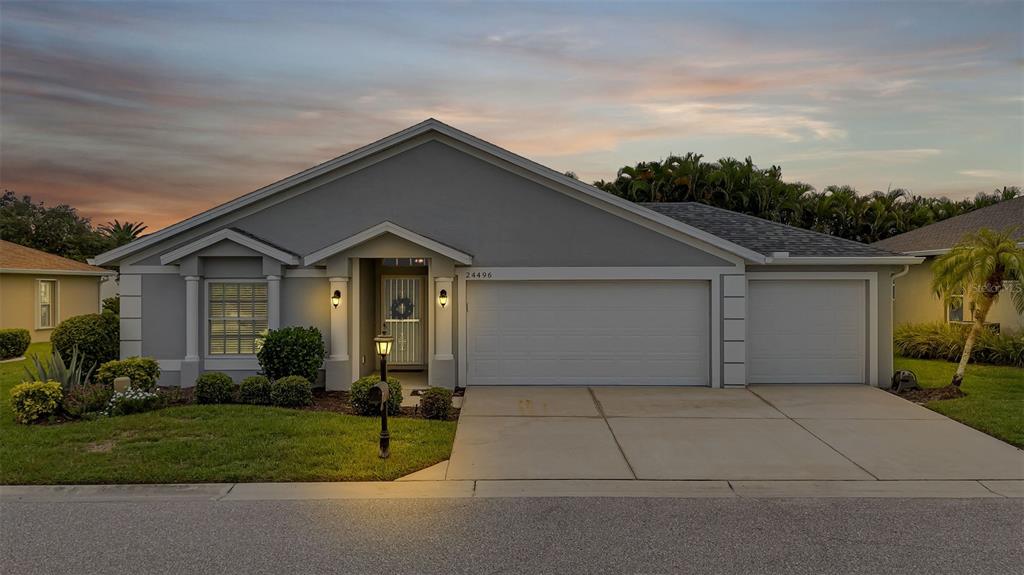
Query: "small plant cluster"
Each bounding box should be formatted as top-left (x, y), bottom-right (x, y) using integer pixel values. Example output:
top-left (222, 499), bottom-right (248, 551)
top-left (350, 376), bottom-right (402, 415)
top-left (9, 381), bottom-right (62, 424)
top-left (196, 372), bottom-right (313, 407)
top-left (419, 387), bottom-right (454, 420)
top-left (0, 328), bottom-right (31, 360)
top-left (95, 357), bottom-right (160, 391)
top-left (895, 323), bottom-right (1024, 367)
top-left (102, 387), bottom-right (161, 417)
top-left (256, 326), bottom-right (326, 382)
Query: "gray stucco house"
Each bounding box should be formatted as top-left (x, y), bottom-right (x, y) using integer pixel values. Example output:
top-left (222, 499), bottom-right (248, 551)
top-left (92, 119), bottom-right (921, 390)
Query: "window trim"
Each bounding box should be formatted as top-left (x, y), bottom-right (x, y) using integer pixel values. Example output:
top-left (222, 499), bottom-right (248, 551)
top-left (204, 278), bottom-right (269, 359)
top-left (35, 279), bottom-right (59, 330)
top-left (946, 289), bottom-right (970, 324)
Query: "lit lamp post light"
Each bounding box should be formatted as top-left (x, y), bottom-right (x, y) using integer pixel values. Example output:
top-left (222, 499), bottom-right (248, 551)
top-left (371, 328), bottom-right (395, 459)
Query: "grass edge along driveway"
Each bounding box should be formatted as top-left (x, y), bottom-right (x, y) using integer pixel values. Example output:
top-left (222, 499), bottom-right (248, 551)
top-left (895, 356), bottom-right (1024, 448)
top-left (1, 343), bottom-right (456, 485)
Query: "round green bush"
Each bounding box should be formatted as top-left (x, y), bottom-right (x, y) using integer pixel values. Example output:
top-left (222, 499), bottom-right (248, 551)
top-left (349, 375), bottom-right (402, 416)
top-left (9, 381), bottom-right (62, 424)
top-left (239, 375), bottom-right (272, 405)
top-left (50, 312), bottom-right (119, 370)
top-left (419, 387), bottom-right (454, 420)
top-left (194, 372), bottom-right (235, 404)
top-left (270, 375), bottom-right (312, 407)
top-left (0, 328), bottom-right (31, 360)
top-left (95, 357), bottom-right (161, 391)
top-left (256, 326), bottom-right (326, 382)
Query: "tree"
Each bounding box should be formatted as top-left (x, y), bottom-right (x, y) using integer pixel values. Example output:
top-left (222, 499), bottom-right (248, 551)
top-left (99, 220), bottom-right (147, 247)
top-left (931, 228), bottom-right (1024, 387)
top-left (0, 191), bottom-right (110, 261)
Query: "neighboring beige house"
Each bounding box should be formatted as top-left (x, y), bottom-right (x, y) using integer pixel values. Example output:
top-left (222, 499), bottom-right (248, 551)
top-left (0, 240), bottom-right (116, 342)
top-left (873, 196), bottom-right (1023, 333)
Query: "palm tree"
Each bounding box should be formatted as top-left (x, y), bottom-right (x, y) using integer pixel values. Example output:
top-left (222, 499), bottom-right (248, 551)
top-left (99, 220), bottom-right (147, 247)
top-left (931, 227), bottom-right (1024, 387)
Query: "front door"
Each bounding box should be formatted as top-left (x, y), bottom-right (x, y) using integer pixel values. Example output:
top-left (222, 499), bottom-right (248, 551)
top-left (382, 277), bottom-right (425, 367)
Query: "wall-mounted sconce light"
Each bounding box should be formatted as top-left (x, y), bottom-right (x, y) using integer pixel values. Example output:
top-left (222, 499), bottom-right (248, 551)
top-left (438, 288), bottom-right (448, 309)
top-left (331, 289), bottom-right (342, 308)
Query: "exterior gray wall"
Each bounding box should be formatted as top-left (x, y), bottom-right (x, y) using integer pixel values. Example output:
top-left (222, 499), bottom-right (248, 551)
top-left (141, 274), bottom-right (186, 360)
top-left (281, 277), bottom-right (331, 342)
top-left (136, 140), bottom-right (731, 268)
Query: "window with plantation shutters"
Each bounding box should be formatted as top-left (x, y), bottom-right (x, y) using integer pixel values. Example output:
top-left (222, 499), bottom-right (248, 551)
top-left (208, 282), bottom-right (268, 355)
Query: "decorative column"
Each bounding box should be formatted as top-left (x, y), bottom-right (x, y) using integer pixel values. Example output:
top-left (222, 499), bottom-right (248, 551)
top-left (431, 276), bottom-right (456, 388)
top-left (325, 276), bottom-right (350, 391)
top-left (266, 275), bottom-right (281, 330)
top-left (182, 275), bottom-right (201, 386)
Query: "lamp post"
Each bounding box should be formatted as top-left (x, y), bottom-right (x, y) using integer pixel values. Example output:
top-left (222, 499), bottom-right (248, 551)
top-left (373, 328), bottom-right (394, 459)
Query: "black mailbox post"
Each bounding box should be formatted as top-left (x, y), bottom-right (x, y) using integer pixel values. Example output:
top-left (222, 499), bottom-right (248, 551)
top-left (368, 382), bottom-right (390, 458)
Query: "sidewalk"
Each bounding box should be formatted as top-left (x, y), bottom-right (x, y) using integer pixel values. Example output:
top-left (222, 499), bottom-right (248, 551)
top-left (2, 478), bottom-right (1022, 502)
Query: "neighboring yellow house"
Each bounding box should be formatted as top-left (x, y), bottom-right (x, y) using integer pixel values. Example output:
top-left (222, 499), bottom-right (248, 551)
top-left (873, 197), bottom-right (1023, 333)
top-left (0, 240), bottom-right (116, 342)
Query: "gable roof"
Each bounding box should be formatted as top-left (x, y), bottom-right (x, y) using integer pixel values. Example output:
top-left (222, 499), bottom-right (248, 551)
top-left (871, 196), bottom-right (1024, 255)
top-left (92, 119), bottom-right (765, 266)
top-left (0, 240), bottom-right (114, 275)
top-left (159, 228), bottom-right (300, 265)
top-left (642, 203), bottom-right (918, 263)
top-left (304, 221), bottom-right (474, 266)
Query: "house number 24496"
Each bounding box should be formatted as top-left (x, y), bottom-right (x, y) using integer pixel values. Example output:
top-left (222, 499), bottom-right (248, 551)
top-left (465, 272), bottom-right (493, 279)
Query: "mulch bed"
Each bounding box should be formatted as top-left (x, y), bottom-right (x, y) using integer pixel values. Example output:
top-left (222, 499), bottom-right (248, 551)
top-left (891, 386), bottom-right (966, 404)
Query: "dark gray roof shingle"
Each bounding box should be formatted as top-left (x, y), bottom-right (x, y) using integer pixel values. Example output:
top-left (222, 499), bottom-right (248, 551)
top-left (640, 202), bottom-right (901, 258)
top-left (871, 196), bottom-right (1024, 254)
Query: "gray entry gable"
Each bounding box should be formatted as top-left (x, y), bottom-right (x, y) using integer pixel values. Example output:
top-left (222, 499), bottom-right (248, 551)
top-left (226, 140), bottom-right (734, 267)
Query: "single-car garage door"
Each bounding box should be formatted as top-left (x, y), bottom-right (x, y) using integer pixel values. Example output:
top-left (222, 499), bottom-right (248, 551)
top-left (747, 279), bottom-right (866, 384)
top-left (467, 281), bottom-right (709, 386)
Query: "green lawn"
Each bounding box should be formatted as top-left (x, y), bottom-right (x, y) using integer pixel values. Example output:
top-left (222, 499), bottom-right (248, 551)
top-left (894, 356), bottom-right (1024, 448)
top-left (1, 343), bottom-right (456, 485)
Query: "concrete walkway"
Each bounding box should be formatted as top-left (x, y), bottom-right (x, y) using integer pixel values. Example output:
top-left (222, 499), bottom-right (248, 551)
top-left (446, 385), bottom-right (1024, 482)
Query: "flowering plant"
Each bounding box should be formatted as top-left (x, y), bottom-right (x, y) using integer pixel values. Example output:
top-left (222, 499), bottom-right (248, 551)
top-left (103, 387), bottom-right (161, 417)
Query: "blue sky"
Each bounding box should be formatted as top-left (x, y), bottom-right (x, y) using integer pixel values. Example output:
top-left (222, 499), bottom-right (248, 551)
top-left (2, 1), bottom-right (1021, 229)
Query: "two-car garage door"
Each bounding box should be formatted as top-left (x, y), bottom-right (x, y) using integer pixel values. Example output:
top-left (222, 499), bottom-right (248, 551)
top-left (467, 281), bottom-right (709, 386)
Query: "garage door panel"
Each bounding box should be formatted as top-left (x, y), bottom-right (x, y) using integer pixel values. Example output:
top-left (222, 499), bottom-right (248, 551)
top-left (748, 280), bottom-right (866, 384)
top-left (467, 281), bottom-right (709, 386)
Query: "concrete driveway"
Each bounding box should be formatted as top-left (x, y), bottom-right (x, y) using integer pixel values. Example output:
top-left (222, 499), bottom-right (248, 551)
top-left (445, 385), bottom-right (1024, 481)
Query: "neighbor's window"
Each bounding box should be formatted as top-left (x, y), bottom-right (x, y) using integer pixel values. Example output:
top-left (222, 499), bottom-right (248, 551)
top-left (946, 291), bottom-right (966, 323)
top-left (38, 280), bottom-right (57, 329)
top-left (208, 282), bottom-right (268, 355)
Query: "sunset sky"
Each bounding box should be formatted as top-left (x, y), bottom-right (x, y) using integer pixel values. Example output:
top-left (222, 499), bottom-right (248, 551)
top-left (2, 1), bottom-right (1022, 231)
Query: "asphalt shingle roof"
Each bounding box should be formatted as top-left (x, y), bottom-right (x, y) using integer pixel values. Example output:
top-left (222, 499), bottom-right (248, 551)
top-left (871, 196), bottom-right (1024, 254)
top-left (640, 202), bottom-right (901, 258)
top-left (0, 240), bottom-right (112, 274)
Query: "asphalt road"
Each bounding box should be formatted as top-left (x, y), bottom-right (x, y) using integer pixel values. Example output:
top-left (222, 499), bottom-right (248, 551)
top-left (2, 497), bottom-right (1022, 574)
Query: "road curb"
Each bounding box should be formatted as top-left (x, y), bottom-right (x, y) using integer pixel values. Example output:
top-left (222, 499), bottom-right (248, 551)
top-left (3, 479), bottom-right (1022, 502)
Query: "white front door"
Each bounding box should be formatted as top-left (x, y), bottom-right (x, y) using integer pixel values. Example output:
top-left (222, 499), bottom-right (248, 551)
top-left (382, 277), bottom-right (425, 366)
top-left (747, 279), bottom-right (867, 384)
top-left (466, 280), bottom-right (710, 386)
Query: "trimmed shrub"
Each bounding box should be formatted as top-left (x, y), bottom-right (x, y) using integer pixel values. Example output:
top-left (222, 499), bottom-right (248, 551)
top-left (63, 384), bottom-right (114, 419)
top-left (105, 387), bottom-right (160, 416)
top-left (51, 312), bottom-right (119, 370)
top-left (195, 372), bottom-right (235, 404)
top-left (256, 326), bottom-right (326, 382)
top-left (10, 381), bottom-right (62, 424)
top-left (350, 375), bottom-right (402, 416)
top-left (895, 323), bottom-right (1024, 367)
top-left (270, 375), bottom-right (313, 407)
top-left (101, 296), bottom-right (120, 315)
top-left (0, 328), bottom-right (31, 360)
top-left (239, 375), bottom-right (272, 405)
top-left (419, 387), bottom-right (454, 420)
top-left (95, 357), bottom-right (161, 391)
